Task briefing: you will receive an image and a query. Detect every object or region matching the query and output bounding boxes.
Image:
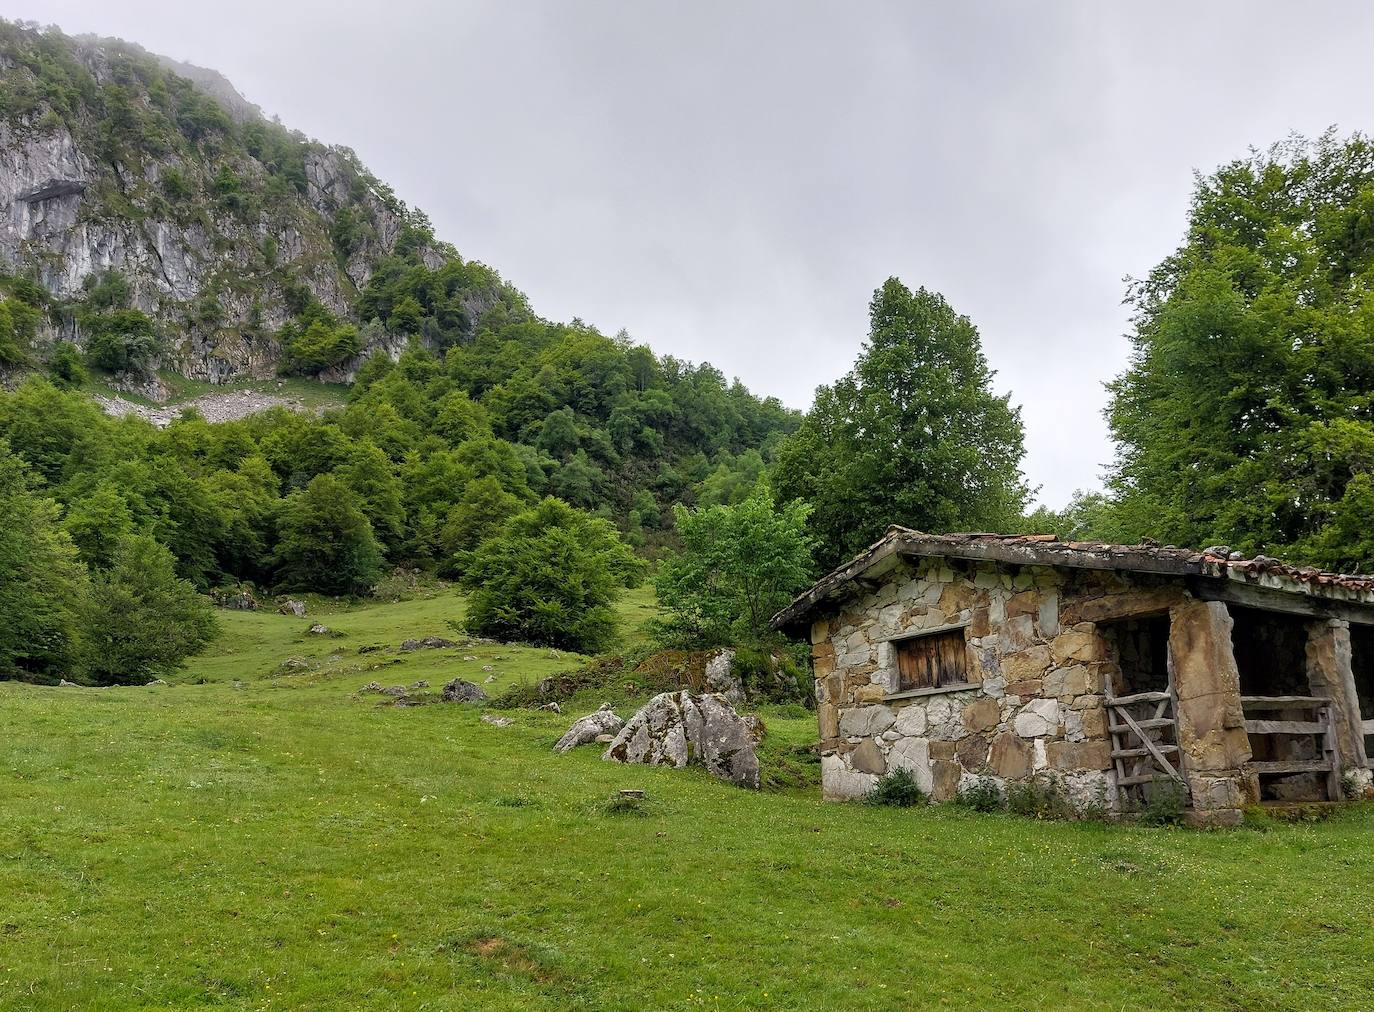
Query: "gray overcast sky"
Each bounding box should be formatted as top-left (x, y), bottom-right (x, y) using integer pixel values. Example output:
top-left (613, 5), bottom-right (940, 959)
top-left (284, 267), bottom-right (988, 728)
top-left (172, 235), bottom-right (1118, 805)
top-left (13, 1), bottom-right (1374, 506)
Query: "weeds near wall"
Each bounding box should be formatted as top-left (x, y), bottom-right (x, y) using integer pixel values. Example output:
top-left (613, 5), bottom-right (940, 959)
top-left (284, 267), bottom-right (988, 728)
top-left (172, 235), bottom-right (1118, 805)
top-left (866, 768), bottom-right (928, 807)
top-left (953, 777), bottom-right (1003, 813)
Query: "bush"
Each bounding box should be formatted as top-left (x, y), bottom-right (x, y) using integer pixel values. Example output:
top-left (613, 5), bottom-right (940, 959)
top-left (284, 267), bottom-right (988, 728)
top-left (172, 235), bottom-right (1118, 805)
top-left (866, 767), bottom-right (927, 808)
top-left (84, 309), bottom-right (160, 374)
top-left (460, 497), bottom-right (639, 654)
top-left (1134, 782), bottom-right (1188, 827)
top-left (653, 484), bottom-right (813, 648)
top-left (954, 776), bottom-right (1003, 813)
top-left (81, 534), bottom-right (220, 685)
top-left (284, 317), bottom-right (361, 373)
top-left (1005, 774), bottom-right (1075, 820)
top-left (48, 342), bottom-right (87, 388)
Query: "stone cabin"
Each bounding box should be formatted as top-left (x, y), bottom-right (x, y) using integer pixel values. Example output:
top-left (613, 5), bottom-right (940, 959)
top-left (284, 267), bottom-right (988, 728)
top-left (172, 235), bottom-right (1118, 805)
top-left (772, 529), bottom-right (1374, 824)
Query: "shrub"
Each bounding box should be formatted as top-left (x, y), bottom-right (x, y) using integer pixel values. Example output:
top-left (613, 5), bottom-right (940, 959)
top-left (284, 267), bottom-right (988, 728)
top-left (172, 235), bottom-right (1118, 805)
top-left (866, 767), bottom-right (927, 808)
top-left (0, 301), bottom-right (27, 366)
top-left (48, 342), bottom-right (87, 388)
top-left (460, 497), bottom-right (639, 654)
top-left (284, 317), bottom-right (361, 373)
top-left (954, 776), bottom-right (1003, 813)
top-left (84, 309), bottom-right (160, 374)
top-left (1005, 774), bottom-right (1075, 820)
top-left (653, 484), bottom-right (813, 648)
top-left (80, 534), bottom-right (220, 685)
top-left (1134, 782), bottom-right (1189, 827)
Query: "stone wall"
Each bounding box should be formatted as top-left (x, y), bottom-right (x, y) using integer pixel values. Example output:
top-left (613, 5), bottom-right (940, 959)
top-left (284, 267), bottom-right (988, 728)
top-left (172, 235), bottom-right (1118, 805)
top-left (812, 557), bottom-right (1189, 810)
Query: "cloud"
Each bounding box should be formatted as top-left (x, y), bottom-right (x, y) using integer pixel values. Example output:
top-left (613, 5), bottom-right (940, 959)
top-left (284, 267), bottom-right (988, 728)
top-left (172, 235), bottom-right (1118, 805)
top-left (16, 0), bottom-right (1374, 506)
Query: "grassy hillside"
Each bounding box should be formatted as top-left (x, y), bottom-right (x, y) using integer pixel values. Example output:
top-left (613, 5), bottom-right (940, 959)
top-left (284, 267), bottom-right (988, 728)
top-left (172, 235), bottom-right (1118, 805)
top-left (2, 592), bottom-right (1373, 1010)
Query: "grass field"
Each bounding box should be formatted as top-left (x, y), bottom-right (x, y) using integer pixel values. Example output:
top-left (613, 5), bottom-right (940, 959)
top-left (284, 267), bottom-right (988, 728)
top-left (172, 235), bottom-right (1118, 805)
top-left (3, 589), bottom-right (1373, 1010)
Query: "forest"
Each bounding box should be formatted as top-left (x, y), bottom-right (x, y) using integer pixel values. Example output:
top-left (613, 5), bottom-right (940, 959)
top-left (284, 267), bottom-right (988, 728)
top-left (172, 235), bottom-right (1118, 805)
top-left (5, 14), bottom-right (1374, 690)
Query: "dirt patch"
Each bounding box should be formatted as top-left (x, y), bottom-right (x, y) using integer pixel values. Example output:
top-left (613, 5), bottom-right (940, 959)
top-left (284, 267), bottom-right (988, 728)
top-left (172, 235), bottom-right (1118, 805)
top-left (463, 936), bottom-right (558, 983)
top-left (94, 388), bottom-right (323, 427)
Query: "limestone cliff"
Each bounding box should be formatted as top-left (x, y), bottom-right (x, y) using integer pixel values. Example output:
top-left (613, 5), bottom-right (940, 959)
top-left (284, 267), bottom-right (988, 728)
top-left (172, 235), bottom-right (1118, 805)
top-left (0, 21), bottom-right (519, 389)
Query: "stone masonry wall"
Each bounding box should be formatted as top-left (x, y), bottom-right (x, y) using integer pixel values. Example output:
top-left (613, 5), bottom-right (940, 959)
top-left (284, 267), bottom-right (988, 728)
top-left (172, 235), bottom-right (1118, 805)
top-left (811, 557), bottom-right (1189, 810)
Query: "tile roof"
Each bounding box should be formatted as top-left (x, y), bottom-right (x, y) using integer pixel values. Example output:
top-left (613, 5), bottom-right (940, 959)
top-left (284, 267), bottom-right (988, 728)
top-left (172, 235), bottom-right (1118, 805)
top-left (770, 527), bottom-right (1374, 633)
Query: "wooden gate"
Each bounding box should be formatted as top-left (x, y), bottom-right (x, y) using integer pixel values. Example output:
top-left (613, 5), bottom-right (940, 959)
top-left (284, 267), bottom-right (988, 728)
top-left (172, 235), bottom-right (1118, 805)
top-left (1105, 689), bottom-right (1189, 805)
top-left (1241, 695), bottom-right (1339, 800)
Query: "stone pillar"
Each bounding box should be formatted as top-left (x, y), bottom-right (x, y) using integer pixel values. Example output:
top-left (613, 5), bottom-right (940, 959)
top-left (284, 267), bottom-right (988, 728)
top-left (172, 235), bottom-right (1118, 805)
top-left (1168, 598), bottom-right (1251, 824)
top-left (1306, 619), bottom-right (1368, 778)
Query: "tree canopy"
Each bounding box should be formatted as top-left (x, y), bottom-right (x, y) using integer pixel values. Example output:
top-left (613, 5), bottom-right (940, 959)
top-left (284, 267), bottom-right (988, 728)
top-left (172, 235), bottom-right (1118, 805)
top-left (654, 484), bottom-right (814, 647)
top-left (1102, 132), bottom-right (1374, 570)
top-left (771, 278), bottom-right (1029, 569)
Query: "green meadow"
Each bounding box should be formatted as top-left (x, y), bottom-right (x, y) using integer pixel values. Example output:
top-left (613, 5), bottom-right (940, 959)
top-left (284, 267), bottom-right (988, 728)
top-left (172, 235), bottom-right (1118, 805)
top-left (2, 590), bottom-right (1372, 1010)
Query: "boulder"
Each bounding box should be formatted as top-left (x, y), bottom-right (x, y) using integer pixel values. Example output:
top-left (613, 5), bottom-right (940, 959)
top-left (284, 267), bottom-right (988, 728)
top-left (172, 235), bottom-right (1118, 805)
top-left (278, 599), bottom-right (307, 618)
top-left (554, 704), bottom-right (625, 753)
top-left (442, 678), bottom-right (487, 703)
top-left (704, 649), bottom-right (745, 707)
top-left (308, 623), bottom-right (330, 635)
top-left (602, 691), bottom-right (760, 789)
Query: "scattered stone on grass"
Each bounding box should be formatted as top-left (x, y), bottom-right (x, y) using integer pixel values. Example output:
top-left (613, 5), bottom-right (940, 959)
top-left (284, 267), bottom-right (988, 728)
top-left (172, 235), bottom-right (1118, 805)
top-left (482, 714), bottom-right (513, 727)
top-left (308, 623), bottom-right (331, 636)
top-left (410, 679), bottom-right (429, 689)
top-left (481, 664), bottom-right (494, 672)
top-left (400, 636), bottom-right (457, 651)
top-left (554, 703), bottom-right (624, 754)
top-left (380, 685), bottom-right (407, 697)
top-left (211, 587), bottom-right (258, 610)
top-left (442, 678), bottom-right (487, 703)
top-left (58, 679), bottom-right (81, 687)
top-left (357, 681), bottom-right (383, 693)
top-left (147, 679), bottom-right (168, 686)
top-left (602, 691), bottom-right (761, 789)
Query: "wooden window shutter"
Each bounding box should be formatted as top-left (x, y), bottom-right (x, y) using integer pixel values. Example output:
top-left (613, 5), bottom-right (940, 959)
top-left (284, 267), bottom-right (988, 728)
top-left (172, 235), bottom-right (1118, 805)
top-left (895, 630), bottom-right (969, 692)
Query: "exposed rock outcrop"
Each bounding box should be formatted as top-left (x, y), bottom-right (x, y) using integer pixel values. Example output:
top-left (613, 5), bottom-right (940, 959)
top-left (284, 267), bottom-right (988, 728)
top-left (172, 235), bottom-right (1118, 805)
top-left (602, 691), bottom-right (760, 789)
top-left (0, 24), bottom-right (516, 385)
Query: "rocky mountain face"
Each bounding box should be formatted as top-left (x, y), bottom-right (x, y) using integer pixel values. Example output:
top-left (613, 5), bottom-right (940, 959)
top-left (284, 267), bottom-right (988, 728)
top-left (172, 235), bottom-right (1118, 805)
top-left (0, 21), bottom-right (516, 390)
